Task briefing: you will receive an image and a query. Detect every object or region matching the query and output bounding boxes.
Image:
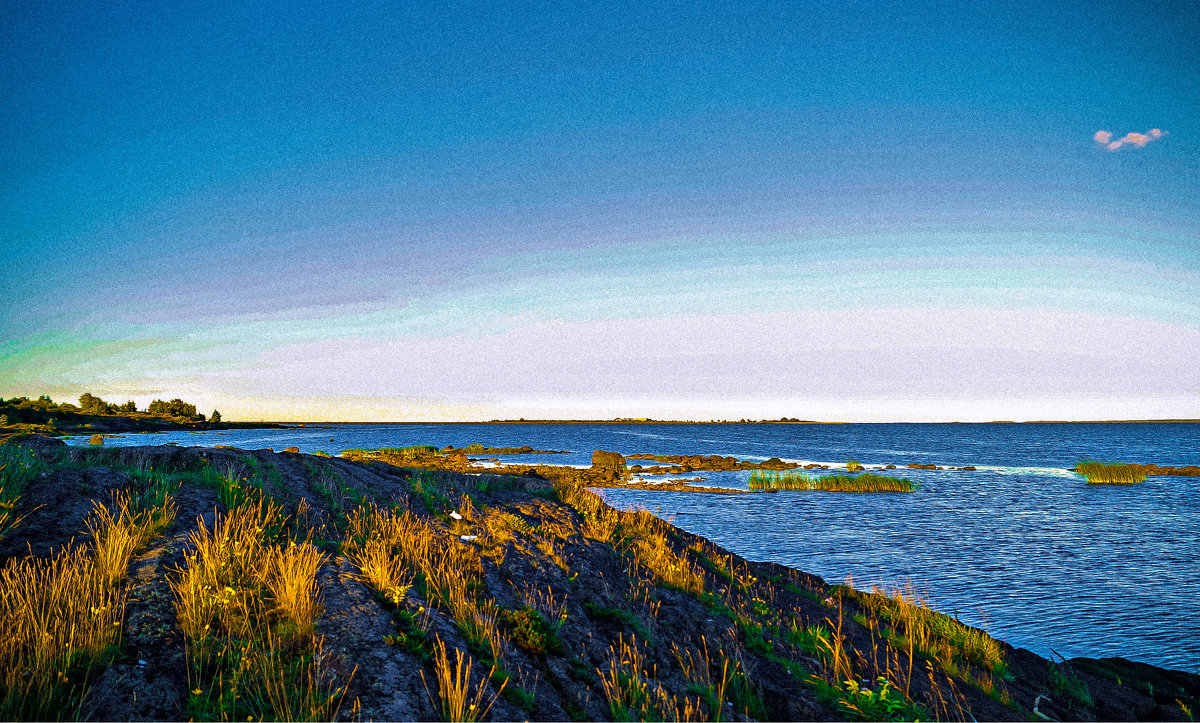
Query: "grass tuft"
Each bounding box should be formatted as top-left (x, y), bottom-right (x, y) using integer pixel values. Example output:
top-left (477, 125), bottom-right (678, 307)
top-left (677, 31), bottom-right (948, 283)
top-left (170, 500), bottom-right (348, 721)
top-left (749, 470), bottom-right (916, 493)
top-left (1075, 461), bottom-right (1147, 485)
top-left (0, 445), bottom-right (46, 538)
top-left (422, 636), bottom-right (505, 722)
top-left (0, 489), bottom-right (174, 719)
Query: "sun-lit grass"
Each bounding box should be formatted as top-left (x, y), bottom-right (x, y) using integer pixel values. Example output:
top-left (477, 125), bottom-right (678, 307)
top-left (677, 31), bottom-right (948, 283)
top-left (88, 489), bottom-right (177, 585)
top-left (0, 489), bottom-right (174, 719)
top-left (749, 470), bottom-right (916, 492)
top-left (346, 534), bottom-right (413, 606)
top-left (598, 633), bottom-right (706, 722)
top-left (422, 635), bottom-right (505, 722)
top-left (0, 546), bottom-right (123, 719)
top-left (669, 634), bottom-right (766, 721)
top-left (1074, 461), bottom-right (1147, 485)
top-left (556, 484), bottom-right (708, 596)
top-left (788, 597), bottom-right (939, 721)
top-left (343, 504), bottom-right (502, 660)
top-left (171, 500), bottom-right (348, 721)
top-left (852, 583), bottom-right (1006, 678)
top-left (342, 445), bottom-right (441, 465)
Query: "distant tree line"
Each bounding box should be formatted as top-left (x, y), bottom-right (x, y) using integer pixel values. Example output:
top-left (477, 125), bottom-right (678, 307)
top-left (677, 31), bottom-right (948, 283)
top-left (0, 393), bottom-right (222, 426)
top-left (78, 392), bottom-right (137, 415)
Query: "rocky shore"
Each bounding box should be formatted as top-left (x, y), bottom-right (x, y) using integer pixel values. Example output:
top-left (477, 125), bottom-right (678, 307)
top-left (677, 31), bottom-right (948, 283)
top-left (1, 436), bottom-right (1196, 721)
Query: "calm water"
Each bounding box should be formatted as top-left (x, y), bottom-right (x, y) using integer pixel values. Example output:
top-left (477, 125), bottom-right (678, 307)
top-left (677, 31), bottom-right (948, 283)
top-left (68, 422), bottom-right (1200, 672)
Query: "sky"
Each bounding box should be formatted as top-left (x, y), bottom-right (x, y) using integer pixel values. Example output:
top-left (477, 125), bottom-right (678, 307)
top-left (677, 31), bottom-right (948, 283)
top-left (2, 0), bottom-right (1199, 422)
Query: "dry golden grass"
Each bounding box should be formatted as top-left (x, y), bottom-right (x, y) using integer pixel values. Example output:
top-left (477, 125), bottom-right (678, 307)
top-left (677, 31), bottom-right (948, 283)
top-left (422, 635), bottom-right (505, 722)
top-left (616, 510), bottom-right (707, 596)
top-left (346, 535), bottom-right (413, 606)
top-left (265, 541), bottom-right (326, 638)
top-left (249, 629), bottom-right (351, 722)
top-left (171, 501), bottom-right (345, 721)
top-left (582, 506), bottom-right (620, 543)
top-left (0, 546), bottom-right (123, 719)
top-left (534, 536), bottom-right (569, 570)
top-left (626, 529), bottom-right (706, 596)
top-left (0, 489), bottom-right (174, 719)
top-left (671, 636), bottom-right (734, 719)
top-left (557, 484), bottom-right (707, 595)
top-left (516, 583), bottom-right (567, 630)
top-left (88, 491), bottom-right (176, 585)
top-left (344, 505), bottom-right (502, 660)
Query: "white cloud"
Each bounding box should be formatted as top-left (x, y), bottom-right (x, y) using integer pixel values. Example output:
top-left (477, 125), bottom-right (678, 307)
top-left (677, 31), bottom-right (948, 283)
top-left (1095, 128), bottom-right (1167, 151)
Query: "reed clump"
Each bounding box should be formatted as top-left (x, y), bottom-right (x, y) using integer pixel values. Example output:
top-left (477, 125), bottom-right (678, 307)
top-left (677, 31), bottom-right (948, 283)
top-left (749, 470), bottom-right (916, 493)
top-left (0, 489), bottom-right (174, 719)
top-left (1074, 461), bottom-right (1147, 485)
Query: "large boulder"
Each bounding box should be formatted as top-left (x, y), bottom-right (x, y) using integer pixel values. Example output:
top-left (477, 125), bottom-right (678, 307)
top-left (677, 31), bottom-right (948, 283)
top-left (591, 450), bottom-right (627, 470)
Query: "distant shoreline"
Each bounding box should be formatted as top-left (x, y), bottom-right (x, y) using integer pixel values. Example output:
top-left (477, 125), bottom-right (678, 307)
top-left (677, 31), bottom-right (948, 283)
top-left (260, 418), bottom-right (1200, 426)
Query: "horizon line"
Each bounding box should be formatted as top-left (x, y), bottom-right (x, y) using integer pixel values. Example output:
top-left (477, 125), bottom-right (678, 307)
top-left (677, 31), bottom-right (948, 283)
top-left (232, 417), bottom-right (1200, 425)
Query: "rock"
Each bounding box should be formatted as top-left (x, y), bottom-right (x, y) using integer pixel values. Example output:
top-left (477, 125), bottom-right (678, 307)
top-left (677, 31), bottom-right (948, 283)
top-left (448, 452), bottom-right (470, 465)
top-left (591, 450), bottom-right (627, 470)
top-left (1, 434), bottom-right (67, 449)
top-left (282, 446), bottom-right (300, 453)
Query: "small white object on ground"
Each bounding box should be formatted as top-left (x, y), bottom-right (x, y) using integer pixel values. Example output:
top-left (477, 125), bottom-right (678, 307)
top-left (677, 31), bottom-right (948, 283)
top-left (449, 511), bottom-right (463, 520)
top-left (460, 535), bottom-right (477, 541)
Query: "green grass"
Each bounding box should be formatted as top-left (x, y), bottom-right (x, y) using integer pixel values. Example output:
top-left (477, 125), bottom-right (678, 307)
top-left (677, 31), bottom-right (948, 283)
top-left (583, 602), bottom-right (650, 641)
top-left (499, 607), bottom-right (564, 655)
top-left (748, 470), bottom-right (916, 493)
top-left (1050, 663), bottom-right (1095, 708)
top-left (0, 445), bottom-right (47, 538)
top-left (1074, 461), bottom-right (1147, 485)
top-left (409, 470), bottom-right (451, 513)
top-left (343, 445), bottom-right (440, 464)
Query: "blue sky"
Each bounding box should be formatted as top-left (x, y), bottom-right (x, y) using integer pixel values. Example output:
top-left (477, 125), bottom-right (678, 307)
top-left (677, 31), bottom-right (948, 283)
top-left (3, 0), bottom-right (1198, 421)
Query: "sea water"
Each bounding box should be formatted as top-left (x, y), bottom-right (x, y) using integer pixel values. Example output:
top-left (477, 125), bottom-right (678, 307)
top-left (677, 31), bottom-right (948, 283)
top-left (67, 422), bottom-right (1200, 672)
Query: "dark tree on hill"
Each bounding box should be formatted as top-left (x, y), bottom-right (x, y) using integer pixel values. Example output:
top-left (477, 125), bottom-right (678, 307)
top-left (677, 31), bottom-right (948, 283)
top-left (118, 400), bottom-right (138, 413)
top-left (79, 393), bottom-right (115, 415)
top-left (210, 410), bottom-right (222, 423)
top-left (148, 398), bottom-right (198, 419)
